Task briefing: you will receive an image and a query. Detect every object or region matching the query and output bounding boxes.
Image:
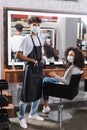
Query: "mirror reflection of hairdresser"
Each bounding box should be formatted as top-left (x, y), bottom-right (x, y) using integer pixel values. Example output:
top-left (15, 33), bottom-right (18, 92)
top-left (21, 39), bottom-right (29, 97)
top-left (17, 16), bottom-right (45, 129)
top-left (11, 23), bottom-right (24, 62)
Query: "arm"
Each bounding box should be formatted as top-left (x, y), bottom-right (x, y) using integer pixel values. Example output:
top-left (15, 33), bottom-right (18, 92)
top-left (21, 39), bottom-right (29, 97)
top-left (49, 71), bottom-right (67, 84)
top-left (17, 51), bottom-right (36, 63)
top-left (49, 65), bottom-right (73, 85)
top-left (54, 75), bottom-right (68, 84)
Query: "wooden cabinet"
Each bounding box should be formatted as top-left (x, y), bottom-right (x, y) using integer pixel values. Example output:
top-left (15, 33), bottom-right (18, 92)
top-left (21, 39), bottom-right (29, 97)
top-left (4, 69), bottom-right (24, 83)
top-left (4, 67), bottom-right (67, 83)
top-left (43, 68), bottom-right (66, 77)
top-left (4, 66), bottom-right (87, 83)
top-left (81, 50), bottom-right (87, 57)
top-left (83, 67), bottom-right (87, 79)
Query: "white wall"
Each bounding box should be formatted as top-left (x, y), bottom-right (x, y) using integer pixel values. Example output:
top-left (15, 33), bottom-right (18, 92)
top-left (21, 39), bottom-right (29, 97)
top-left (65, 18), bottom-right (77, 48)
top-left (58, 17), bottom-right (77, 58)
top-left (57, 17), bottom-right (66, 58)
top-left (1, 0), bottom-right (87, 78)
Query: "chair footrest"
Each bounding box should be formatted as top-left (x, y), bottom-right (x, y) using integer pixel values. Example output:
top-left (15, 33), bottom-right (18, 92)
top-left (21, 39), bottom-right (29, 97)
top-left (48, 110), bottom-right (72, 122)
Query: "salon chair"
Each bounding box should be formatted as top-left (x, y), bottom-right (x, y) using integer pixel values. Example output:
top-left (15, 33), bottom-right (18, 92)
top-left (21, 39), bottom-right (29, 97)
top-left (43, 73), bottom-right (83, 129)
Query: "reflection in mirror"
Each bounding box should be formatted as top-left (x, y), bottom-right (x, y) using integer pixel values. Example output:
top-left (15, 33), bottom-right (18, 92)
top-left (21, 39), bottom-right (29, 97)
top-left (5, 8), bottom-right (58, 66)
top-left (4, 8), bottom-right (87, 66)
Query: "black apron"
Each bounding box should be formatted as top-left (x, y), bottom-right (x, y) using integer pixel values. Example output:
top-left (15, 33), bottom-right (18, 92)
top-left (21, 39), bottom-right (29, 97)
top-left (20, 35), bottom-right (43, 102)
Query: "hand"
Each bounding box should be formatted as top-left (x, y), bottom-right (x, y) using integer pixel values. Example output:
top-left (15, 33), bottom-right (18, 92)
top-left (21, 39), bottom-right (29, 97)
top-left (34, 60), bottom-right (38, 67)
top-left (40, 59), bottom-right (45, 63)
top-left (48, 72), bottom-right (56, 77)
top-left (40, 59), bottom-right (46, 65)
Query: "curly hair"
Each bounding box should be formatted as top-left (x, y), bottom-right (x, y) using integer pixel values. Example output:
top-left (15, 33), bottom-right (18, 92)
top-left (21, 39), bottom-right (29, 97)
top-left (64, 47), bottom-right (84, 69)
top-left (28, 16), bottom-right (42, 24)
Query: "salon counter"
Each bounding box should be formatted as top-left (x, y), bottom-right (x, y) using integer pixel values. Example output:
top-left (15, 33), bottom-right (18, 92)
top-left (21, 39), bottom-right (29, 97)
top-left (4, 65), bottom-right (87, 83)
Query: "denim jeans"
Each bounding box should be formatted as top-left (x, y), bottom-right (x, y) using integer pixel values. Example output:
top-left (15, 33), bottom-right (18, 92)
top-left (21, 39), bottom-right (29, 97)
top-left (19, 99), bottom-right (40, 120)
top-left (43, 77), bottom-right (60, 84)
top-left (43, 77), bottom-right (60, 101)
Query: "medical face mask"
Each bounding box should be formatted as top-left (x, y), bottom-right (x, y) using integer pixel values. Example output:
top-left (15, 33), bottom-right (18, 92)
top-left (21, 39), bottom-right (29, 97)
top-left (67, 55), bottom-right (74, 63)
top-left (31, 26), bottom-right (40, 34)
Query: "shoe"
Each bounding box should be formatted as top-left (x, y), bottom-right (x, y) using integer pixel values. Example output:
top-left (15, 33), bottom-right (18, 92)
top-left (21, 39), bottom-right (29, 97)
top-left (42, 106), bottom-right (51, 113)
top-left (28, 113), bottom-right (44, 121)
top-left (19, 119), bottom-right (27, 129)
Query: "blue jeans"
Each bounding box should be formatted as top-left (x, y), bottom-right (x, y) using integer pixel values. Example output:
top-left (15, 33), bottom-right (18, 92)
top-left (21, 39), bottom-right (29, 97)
top-left (43, 77), bottom-right (60, 84)
top-left (19, 99), bottom-right (40, 120)
top-left (43, 77), bottom-right (60, 101)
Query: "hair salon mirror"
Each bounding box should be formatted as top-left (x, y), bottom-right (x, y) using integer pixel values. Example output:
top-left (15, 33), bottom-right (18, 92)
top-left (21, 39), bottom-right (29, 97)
top-left (4, 7), bottom-right (87, 67)
top-left (4, 8), bottom-right (58, 67)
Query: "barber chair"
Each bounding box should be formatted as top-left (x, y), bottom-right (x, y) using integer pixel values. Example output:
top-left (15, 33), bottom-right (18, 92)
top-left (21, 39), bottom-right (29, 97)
top-left (43, 73), bottom-right (83, 129)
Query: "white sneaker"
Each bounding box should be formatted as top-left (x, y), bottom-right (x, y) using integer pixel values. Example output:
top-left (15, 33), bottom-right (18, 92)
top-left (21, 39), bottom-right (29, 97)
top-left (42, 106), bottom-right (51, 113)
top-left (28, 113), bottom-right (44, 121)
top-left (19, 119), bottom-right (27, 129)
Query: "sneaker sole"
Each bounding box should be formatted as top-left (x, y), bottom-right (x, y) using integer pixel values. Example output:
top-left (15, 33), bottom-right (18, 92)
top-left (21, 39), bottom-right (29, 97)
top-left (29, 116), bottom-right (44, 121)
top-left (42, 109), bottom-right (51, 114)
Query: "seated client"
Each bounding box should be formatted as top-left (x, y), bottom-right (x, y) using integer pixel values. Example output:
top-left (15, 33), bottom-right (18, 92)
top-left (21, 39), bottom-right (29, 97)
top-left (42, 47), bottom-right (84, 113)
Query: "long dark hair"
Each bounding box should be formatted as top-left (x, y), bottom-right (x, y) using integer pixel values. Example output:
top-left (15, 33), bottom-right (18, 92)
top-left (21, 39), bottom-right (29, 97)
top-left (44, 43), bottom-right (55, 58)
top-left (65, 47), bottom-right (84, 69)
